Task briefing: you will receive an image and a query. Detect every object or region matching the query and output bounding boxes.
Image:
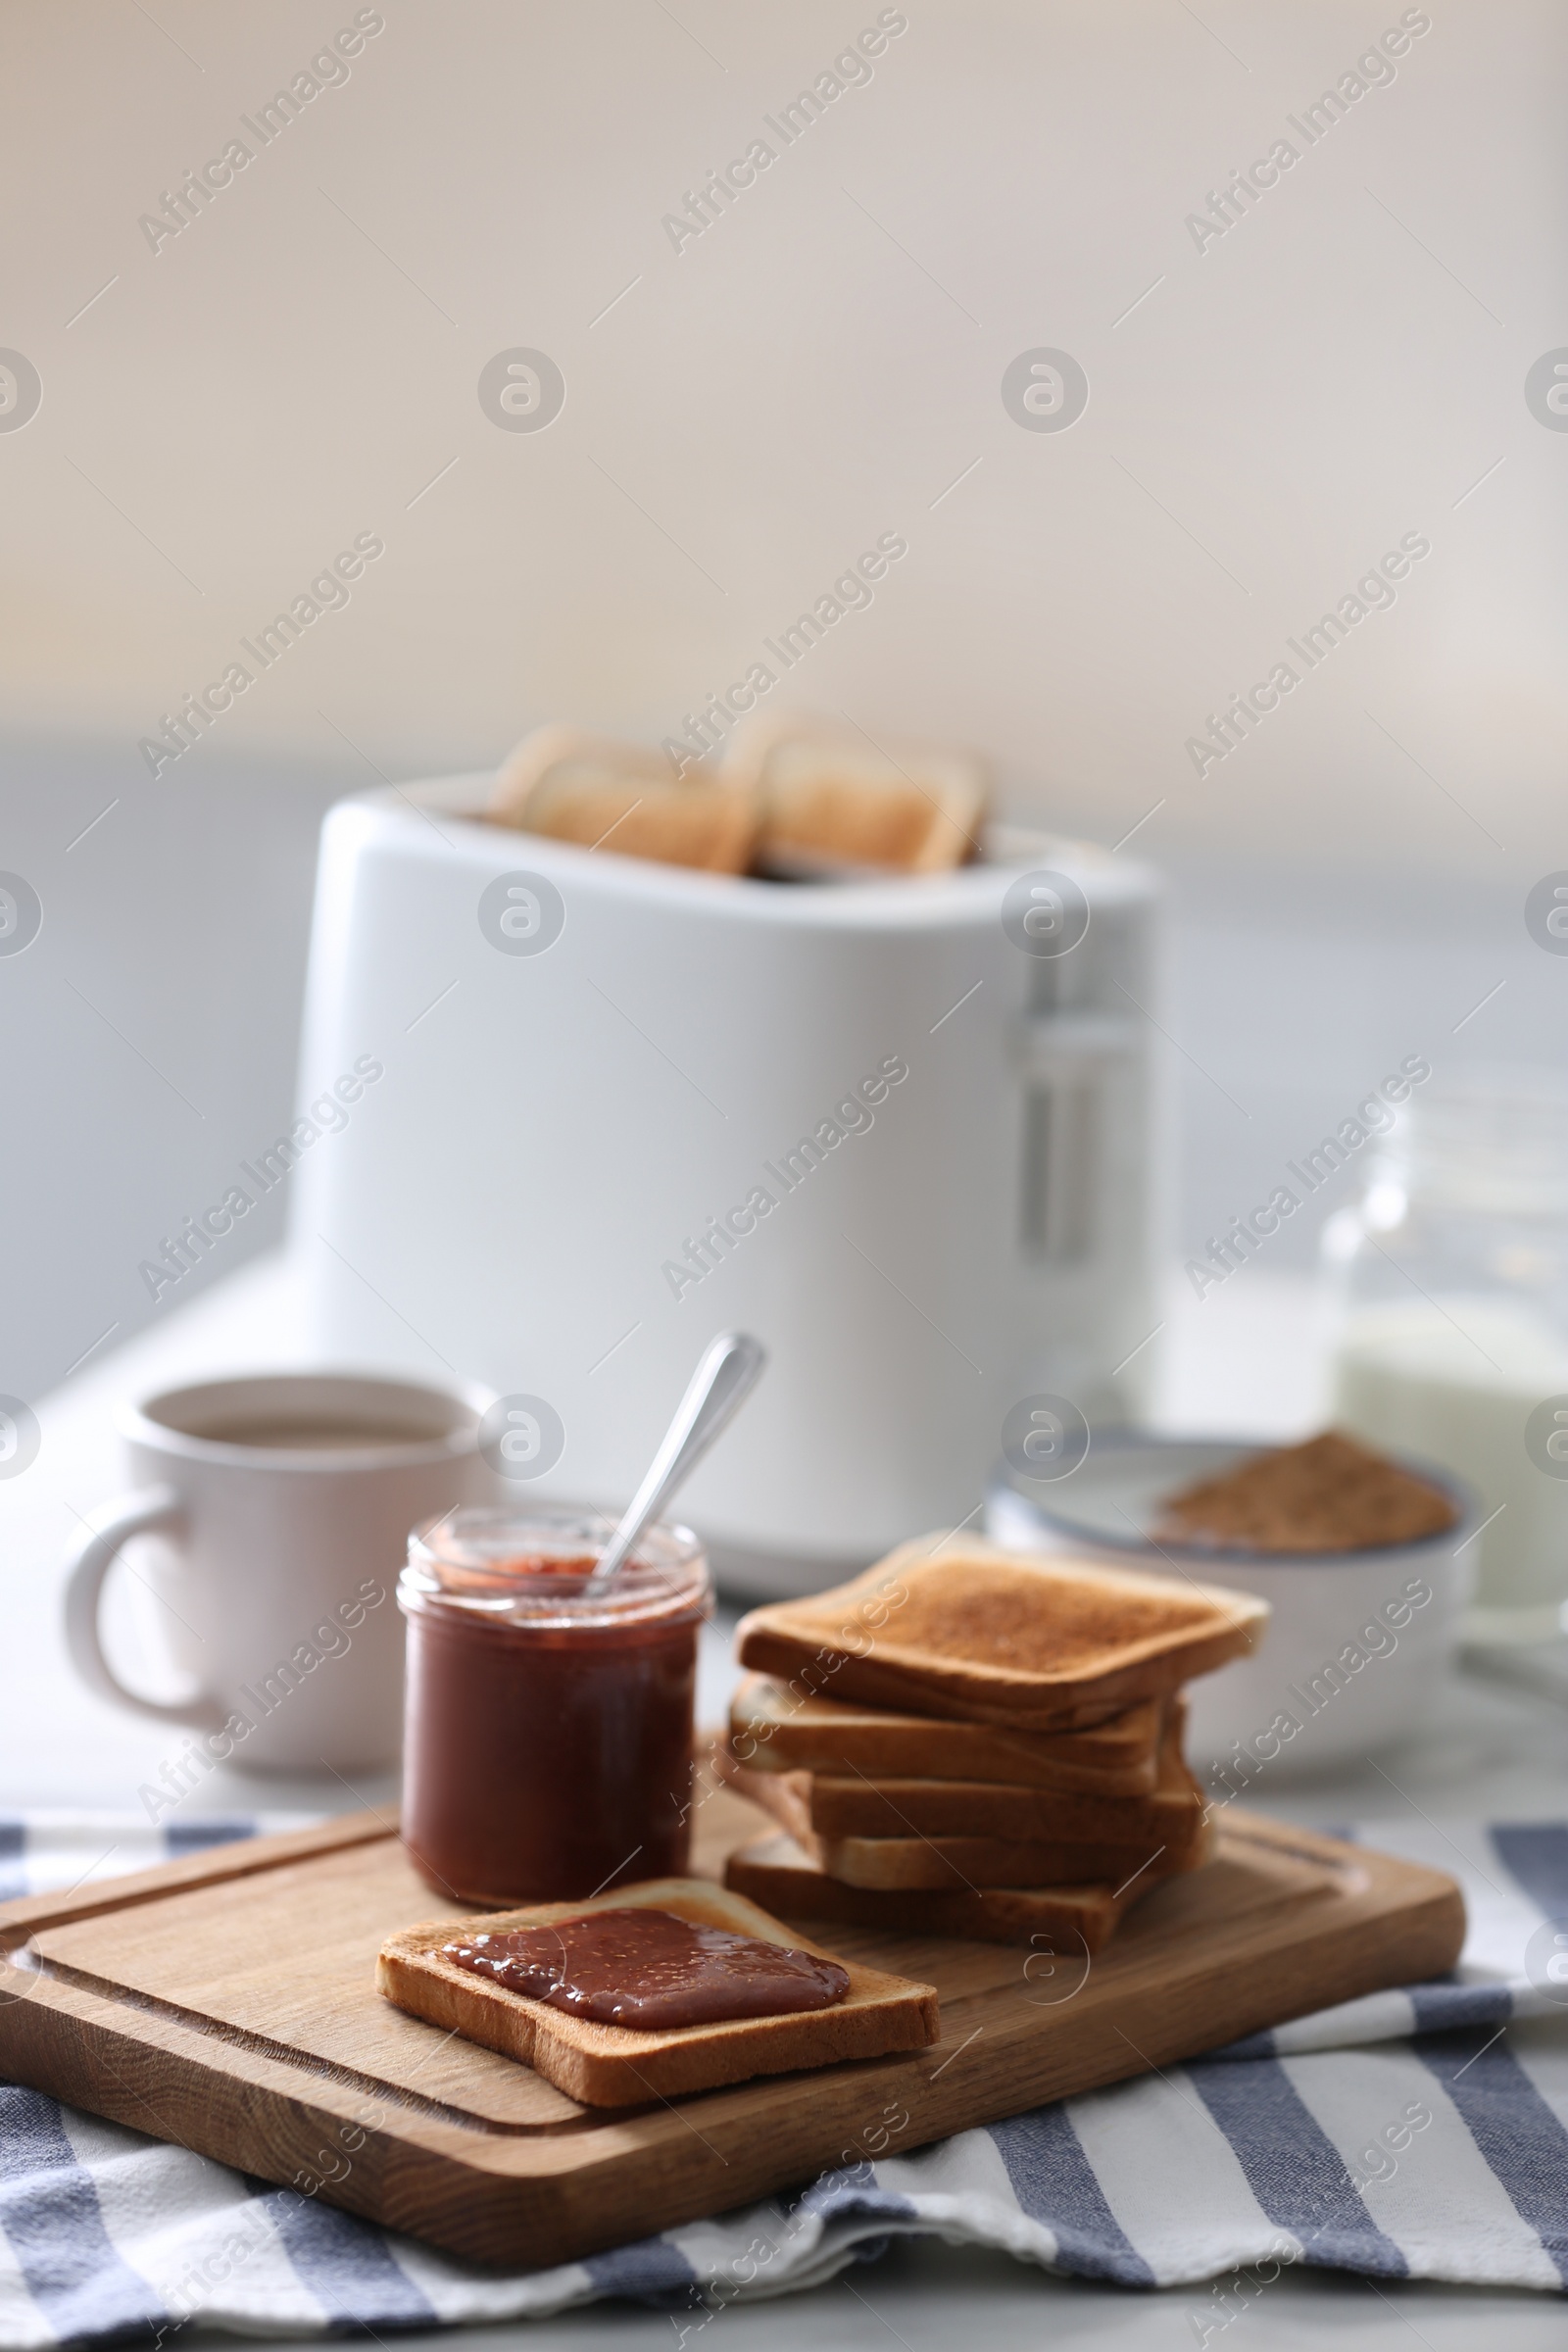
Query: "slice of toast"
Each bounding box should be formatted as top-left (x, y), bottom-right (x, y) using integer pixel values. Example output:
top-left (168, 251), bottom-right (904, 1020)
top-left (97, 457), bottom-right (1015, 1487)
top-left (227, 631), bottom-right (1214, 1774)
top-left (734, 1534), bottom-right (1268, 1730)
top-left (722, 1703), bottom-right (1204, 1850)
top-left (809, 1818), bottom-right (1211, 1893)
top-left (726, 1831), bottom-right (1136, 1950)
top-left (729, 1674), bottom-right (1165, 1792)
top-left (722, 714), bottom-right (986, 876)
top-left (488, 723), bottom-right (759, 873)
top-left (376, 1877), bottom-right (937, 2108)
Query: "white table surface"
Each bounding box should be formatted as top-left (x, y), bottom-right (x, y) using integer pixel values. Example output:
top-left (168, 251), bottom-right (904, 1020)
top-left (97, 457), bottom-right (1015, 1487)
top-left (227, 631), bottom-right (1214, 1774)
top-left (4, 1250), bottom-right (1566, 2347)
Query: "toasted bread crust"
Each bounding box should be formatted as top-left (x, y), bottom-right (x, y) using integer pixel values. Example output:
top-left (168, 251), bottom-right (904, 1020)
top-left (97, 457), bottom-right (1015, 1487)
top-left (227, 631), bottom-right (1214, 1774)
top-left (809, 1821), bottom-right (1209, 1892)
top-left (527, 781), bottom-right (756, 872)
top-left (729, 1676), bottom-right (1167, 1791)
top-left (376, 1879), bottom-right (938, 2107)
top-left (722, 714), bottom-right (986, 874)
top-left (725, 1834), bottom-right (1134, 1949)
top-left (488, 724), bottom-right (759, 873)
top-left (723, 1706), bottom-right (1204, 1849)
top-left (488, 723), bottom-right (653, 822)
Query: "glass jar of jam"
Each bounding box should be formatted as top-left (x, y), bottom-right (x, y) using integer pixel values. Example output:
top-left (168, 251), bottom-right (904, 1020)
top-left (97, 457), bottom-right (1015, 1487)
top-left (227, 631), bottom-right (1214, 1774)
top-left (399, 1506), bottom-right (710, 1906)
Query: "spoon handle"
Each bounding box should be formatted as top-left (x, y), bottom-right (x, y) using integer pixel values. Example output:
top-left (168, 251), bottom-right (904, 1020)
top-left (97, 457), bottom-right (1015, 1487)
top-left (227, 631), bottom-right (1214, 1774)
top-left (589, 1332), bottom-right (767, 1584)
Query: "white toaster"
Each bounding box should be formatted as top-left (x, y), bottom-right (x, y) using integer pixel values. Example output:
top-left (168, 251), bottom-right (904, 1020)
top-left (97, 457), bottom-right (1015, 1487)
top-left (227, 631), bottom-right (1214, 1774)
top-left (289, 775), bottom-right (1163, 1596)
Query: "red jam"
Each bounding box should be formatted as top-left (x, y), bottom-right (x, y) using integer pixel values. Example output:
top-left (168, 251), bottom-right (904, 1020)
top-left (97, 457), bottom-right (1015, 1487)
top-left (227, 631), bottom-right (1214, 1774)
top-left (399, 1512), bottom-right (710, 1906)
top-left (441, 1906), bottom-right (850, 2029)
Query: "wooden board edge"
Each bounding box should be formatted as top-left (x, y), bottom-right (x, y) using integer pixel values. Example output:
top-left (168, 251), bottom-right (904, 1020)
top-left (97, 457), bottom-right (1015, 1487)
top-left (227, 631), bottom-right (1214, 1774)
top-left (1213, 1817), bottom-right (1460, 1915)
top-left (0, 1982), bottom-right (511, 2236)
top-left (0, 1811), bottom-right (394, 1939)
top-left (1211, 1811), bottom-right (1379, 1873)
top-left (0, 1966), bottom-right (567, 2168)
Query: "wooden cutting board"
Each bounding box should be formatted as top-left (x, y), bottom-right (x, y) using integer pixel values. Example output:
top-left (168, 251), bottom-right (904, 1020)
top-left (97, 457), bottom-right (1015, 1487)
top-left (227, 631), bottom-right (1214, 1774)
top-left (0, 1789), bottom-right (1462, 2270)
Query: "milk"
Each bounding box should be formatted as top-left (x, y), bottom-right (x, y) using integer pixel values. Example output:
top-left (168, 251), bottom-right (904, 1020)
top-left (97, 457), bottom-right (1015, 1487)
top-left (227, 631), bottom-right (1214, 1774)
top-left (1332, 1298), bottom-right (1568, 1615)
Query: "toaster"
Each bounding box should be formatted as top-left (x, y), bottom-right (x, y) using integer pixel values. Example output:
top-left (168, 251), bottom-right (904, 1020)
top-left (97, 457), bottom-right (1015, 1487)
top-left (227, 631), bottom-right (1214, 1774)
top-left (289, 774), bottom-right (1163, 1597)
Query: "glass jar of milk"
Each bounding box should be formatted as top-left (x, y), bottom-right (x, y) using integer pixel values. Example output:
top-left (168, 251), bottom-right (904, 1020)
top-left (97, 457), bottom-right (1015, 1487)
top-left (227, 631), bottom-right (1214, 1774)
top-left (1322, 1075), bottom-right (1568, 1638)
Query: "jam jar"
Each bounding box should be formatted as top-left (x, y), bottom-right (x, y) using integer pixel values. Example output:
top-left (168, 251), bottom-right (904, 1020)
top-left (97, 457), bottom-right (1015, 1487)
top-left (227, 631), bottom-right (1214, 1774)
top-left (399, 1506), bottom-right (710, 1905)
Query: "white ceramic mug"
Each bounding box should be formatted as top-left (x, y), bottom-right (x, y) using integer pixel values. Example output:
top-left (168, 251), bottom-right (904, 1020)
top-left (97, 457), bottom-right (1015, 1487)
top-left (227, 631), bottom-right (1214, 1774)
top-left (63, 1371), bottom-right (497, 1771)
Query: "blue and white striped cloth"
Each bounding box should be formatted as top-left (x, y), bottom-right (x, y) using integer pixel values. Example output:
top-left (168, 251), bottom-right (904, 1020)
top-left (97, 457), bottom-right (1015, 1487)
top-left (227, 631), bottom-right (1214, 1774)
top-left (2, 1811), bottom-right (1567, 2342)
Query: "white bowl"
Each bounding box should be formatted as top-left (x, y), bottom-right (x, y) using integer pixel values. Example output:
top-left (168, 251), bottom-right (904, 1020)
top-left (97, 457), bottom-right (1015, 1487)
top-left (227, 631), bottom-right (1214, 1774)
top-left (985, 1436), bottom-right (1474, 1788)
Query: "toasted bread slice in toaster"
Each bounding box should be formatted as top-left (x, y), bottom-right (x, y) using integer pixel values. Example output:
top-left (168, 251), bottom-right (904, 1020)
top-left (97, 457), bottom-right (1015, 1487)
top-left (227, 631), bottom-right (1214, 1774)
top-left (376, 1877), bottom-right (937, 2108)
top-left (729, 1674), bottom-right (1167, 1792)
top-left (726, 1831), bottom-right (1137, 1950)
top-left (734, 1535), bottom-right (1268, 1730)
top-left (723, 714), bottom-right (986, 875)
top-left (489, 724), bottom-right (759, 873)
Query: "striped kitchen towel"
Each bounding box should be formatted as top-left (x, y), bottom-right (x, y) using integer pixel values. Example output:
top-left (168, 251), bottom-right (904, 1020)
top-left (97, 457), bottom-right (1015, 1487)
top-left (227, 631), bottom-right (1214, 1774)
top-left (1, 1811), bottom-right (1566, 2343)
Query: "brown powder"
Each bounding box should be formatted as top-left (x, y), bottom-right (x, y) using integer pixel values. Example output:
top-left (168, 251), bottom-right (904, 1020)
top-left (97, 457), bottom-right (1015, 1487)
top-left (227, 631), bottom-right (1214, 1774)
top-left (1152, 1430), bottom-right (1457, 1555)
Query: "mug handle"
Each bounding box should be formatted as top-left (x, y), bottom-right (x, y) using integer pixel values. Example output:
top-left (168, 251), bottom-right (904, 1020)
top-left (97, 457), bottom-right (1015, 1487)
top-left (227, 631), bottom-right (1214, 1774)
top-left (63, 1488), bottom-right (222, 1728)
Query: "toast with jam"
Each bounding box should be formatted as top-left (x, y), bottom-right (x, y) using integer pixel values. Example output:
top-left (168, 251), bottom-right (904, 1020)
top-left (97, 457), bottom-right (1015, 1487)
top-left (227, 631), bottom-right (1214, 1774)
top-left (377, 1878), bottom-right (938, 2107)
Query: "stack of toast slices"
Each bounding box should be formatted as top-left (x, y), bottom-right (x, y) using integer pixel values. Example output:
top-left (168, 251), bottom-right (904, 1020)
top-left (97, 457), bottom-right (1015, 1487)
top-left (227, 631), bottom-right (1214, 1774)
top-left (721, 1535), bottom-right (1270, 1951)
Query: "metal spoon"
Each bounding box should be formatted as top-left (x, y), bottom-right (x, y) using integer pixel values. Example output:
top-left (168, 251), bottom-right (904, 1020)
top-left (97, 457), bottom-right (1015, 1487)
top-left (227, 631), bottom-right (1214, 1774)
top-left (587, 1332), bottom-right (767, 1584)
